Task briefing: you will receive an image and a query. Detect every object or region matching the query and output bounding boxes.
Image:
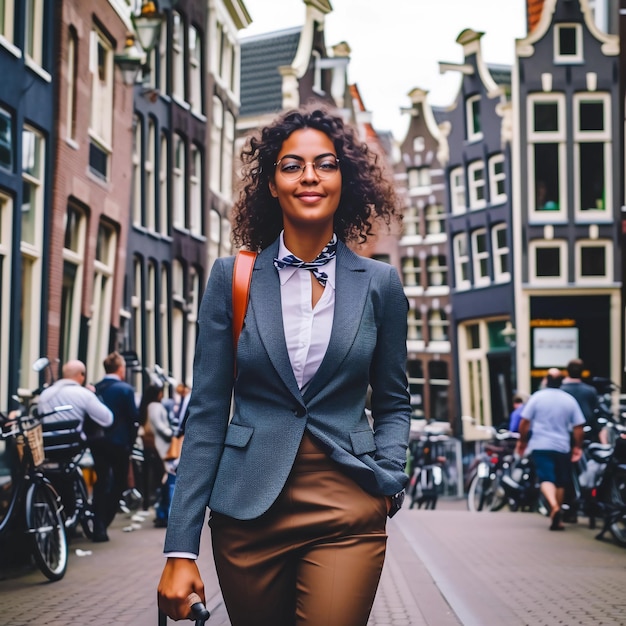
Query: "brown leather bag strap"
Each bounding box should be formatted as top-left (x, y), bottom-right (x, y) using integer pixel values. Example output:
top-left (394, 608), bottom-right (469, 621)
top-left (232, 250), bottom-right (257, 355)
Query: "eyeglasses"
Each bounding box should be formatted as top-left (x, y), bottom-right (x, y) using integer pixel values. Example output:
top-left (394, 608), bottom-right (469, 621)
top-left (274, 154), bottom-right (340, 182)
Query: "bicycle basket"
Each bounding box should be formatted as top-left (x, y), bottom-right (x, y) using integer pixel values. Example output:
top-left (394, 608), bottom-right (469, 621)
top-left (25, 422), bottom-right (45, 467)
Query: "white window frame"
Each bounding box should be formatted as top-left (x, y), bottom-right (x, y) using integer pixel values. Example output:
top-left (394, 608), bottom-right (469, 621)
top-left (0, 192), bottom-right (13, 403)
top-left (60, 205), bottom-right (86, 362)
top-left (189, 25), bottom-right (203, 116)
top-left (491, 223), bottom-right (510, 283)
top-left (402, 203), bottom-right (420, 239)
top-left (189, 143), bottom-right (202, 236)
top-left (554, 23), bottom-right (583, 64)
top-left (402, 255), bottom-right (421, 288)
top-left (453, 232), bottom-right (470, 290)
top-left (428, 309), bottom-right (449, 344)
top-left (25, 0), bottom-right (44, 68)
top-left (159, 132), bottom-right (169, 236)
top-left (66, 27), bottom-right (77, 141)
top-left (132, 116), bottom-right (142, 226)
top-left (131, 258), bottom-right (143, 390)
top-left (172, 133), bottom-right (186, 230)
top-left (87, 222), bottom-right (116, 380)
top-left (425, 203), bottom-right (445, 240)
top-left (160, 265), bottom-right (171, 374)
top-left (21, 126), bottom-right (44, 249)
top-left (407, 305), bottom-right (423, 342)
top-left (458, 320), bottom-right (491, 428)
top-left (466, 94), bottom-right (482, 142)
top-left (471, 228), bottom-right (490, 287)
top-left (408, 166), bottom-right (430, 190)
top-left (145, 261), bottom-right (156, 369)
top-left (222, 110), bottom-right (234, 200)
top-left (146, 118), bottom-right (156, 232)
top-left (450, 167), bottom-right (466, 215)
top-left (172, 11), bottom-right (185, 104)
top-left (208, 209), bottom-right (220, 266)
top-left (575, 239), bottom-right (612, 284)
top-left (468, 160), bottom-right (486, 210)
top-left (426, 254), bottom-right (448, 291)
top-left (573, 92), bottom-right (612, 220)
top-left (529, 240), bottom-right (567, 285)
top-left (0, 0), bottom-right (15, 45)
top-left (488, 154), bottom-right (506, 204)
top-left (210, 96), bottom-right (222, 192)
top-left (528, 93), bottom-right (567, 223)
top-left (186, 268), bottom-right (200, 380)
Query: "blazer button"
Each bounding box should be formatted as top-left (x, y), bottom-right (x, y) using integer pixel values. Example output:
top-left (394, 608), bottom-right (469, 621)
top-left (294, 406), bottom-right (306, 418)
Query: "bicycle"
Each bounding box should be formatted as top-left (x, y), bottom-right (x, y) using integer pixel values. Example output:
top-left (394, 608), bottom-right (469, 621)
top-left (40, 417), bottom-right (95, 539)
top-left (0, 404), bottom-right (71, 581)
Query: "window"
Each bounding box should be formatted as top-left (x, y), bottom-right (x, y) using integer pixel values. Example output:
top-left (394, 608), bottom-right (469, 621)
top-left (159, 132), bottom-right (169, 235)
top-left (426, 255), bottom-right (447, 288)
top-left (220, 218), bottom-right (232, 256)
top-left (0, 193), bottom-right (13, 403)
top-left (466, 95), bottom-right (482, 141)
top-left (489, 154), bottom-right (506, 203)
top-left (459, 321), bottom-right (489, 426)
top-left (472, 229), bottom-right (490, 286)
top-left (172, 134), bottom-right (185, 229)
top-left (407, 306), bottom-right (423, 341)
top-left (428, 309), bottom-right (449, 342)
top-left (528, 95), bottom-right (566, 218)
top-left (530, 240), bottom-right (567, 283)
top-left (402, 255), bottom-right (421, 288)
top-left (492, 224), bottom-right (510, 283)
top-left (189, 25), bottom-right (202, 115)
top-left (450, 167), bottom-right (466, 214)
top-left (89, 28), bottom-right (113, 180)
top-left (66, 27), bottom-right (78, 140)
top-left (186, 267), bottom-right (200, 380)
top-left (574, 93), bottom-right (611, 216)
top-left (219, 23), bottom-right (234, 89)
top-left (160, 265), bottom-right (171, 374)
top-left (468, 161), bottom-right (486, 209)
top-left (25, 0), bottom-right (43, 67)
top-left (20, 128), bottom-right (45, 390)
top-left (0, 106), bottom-right (12, 170)
top-left (145, 261), bottom-right (156, 369)
top-left (555, 24), bottom-right (582, 63)
top-left (172, 11), bottom-right (185, 103)
top-left (453, 233), bottom-right (470, 290)
top-left (575, 240), bottom-right (612, 283)
top-left (208, 209), bottom-right (220, 265)
top-left (402, 203), bottom-right (420, 238)
top-left (425, 204), bottom-right (445, 237)
top-left (406, 359), bottom-right (425, 418)
top-left (222, 110), bottom-right (234, 199)
top-left (171, 259), bottom-right (184, 382)
top-left (131, 116), bottom-right (142, 226)
top-left (428, 361), bottom-right (450, 422)
top-left (407, 166), bottom-right (430, 189)
top-left (131, 258), bottom-right (142, 388)
top-left (210, 96), bottom-right (222, 191)
top-left (60, 206), bottom-right (85, 364)
top-left (189, 144), bottom-right (202, 235)
top-left (1, 0), bottom-right (15, 43)
top-left (145, 118), bottom-right (156, 231)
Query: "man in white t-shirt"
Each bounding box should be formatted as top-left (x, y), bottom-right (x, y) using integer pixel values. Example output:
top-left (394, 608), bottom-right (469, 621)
top-left (515, 367), bottom-right (585, 531)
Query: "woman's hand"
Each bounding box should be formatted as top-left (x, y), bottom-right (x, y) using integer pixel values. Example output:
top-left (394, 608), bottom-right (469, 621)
top-left (157, 557), bottom-right (205, 621)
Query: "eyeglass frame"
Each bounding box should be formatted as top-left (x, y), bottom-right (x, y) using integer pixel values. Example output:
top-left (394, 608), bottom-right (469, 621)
top-left (273, 153), bottom-right (341, 181)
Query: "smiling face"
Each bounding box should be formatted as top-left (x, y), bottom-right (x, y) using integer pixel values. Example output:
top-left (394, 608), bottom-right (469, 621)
top-left (269, 128), bottom-right (342, 238)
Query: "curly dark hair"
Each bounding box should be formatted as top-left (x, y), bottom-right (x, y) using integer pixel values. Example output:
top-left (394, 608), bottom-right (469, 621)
top-left (231, 104), bottom-right (400, 251)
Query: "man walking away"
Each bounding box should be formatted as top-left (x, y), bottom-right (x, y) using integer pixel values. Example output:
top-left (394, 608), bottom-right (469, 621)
top-left (92, 352), bottom-right (139, 542)
top-left (516, 368), bottom-right (585, 531)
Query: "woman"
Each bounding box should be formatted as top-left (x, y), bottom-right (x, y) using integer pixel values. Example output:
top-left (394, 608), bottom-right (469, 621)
top-left (158, 105), bottom-right (411, 625)
top-left (138, 384), bottom-right (172, 525)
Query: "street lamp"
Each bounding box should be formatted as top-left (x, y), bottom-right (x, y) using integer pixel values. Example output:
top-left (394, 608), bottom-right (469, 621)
top-left (114, 33), bottom-right (144, 86)
top-left (131, 1), bottom-right (165, 54)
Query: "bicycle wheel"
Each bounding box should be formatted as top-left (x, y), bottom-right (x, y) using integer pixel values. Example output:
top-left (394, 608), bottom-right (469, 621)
top-left (468, 474), bottom-right (497, 512)
top-left (26, 482), bottom-right (68, 581)
top-left (75, 470), bottom-right (95, 540)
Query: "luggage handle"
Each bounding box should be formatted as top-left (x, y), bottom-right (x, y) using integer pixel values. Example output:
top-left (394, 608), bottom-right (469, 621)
top-left (158, 592), bottom-right (210, 625)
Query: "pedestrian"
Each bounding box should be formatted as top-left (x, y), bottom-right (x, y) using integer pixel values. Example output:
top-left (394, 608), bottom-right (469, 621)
top-left (138, 383), bottom-right (173, 527)
top-left (37, 359), bottom-right (113, 440)
top-left (515, 367), bottom-right (585, 531)
top-left (508, 392), bottom-right (528, 433)
top-left (561, 358), bottom-right (606, 444)
top-left (157, 104), bottom-right (411, 625)
top-left (92, 352), bottom-right (140, 543)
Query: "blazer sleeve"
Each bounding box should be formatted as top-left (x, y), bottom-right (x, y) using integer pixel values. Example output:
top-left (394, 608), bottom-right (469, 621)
top-left (164, 257), bottom-right (236, 555)
top-left (368, 264), bottom-right (411, 479)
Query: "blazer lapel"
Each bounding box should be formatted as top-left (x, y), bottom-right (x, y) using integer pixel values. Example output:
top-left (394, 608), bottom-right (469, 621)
top-left (248, 241), bottom-right (303, 400)
top-left (302, 243), bottom-right (370, 402)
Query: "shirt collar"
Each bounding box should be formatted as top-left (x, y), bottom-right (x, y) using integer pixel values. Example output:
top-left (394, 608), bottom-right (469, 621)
top-left (277, 231), bottom-right (336, 289)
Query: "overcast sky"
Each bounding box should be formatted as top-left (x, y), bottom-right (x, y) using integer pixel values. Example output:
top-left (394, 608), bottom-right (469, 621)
top-left (239, 0), bottom-right (527, 141)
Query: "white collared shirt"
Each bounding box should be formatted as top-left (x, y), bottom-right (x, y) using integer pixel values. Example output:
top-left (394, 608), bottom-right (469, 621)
top-left (276, 232), bottom-right (335, 389)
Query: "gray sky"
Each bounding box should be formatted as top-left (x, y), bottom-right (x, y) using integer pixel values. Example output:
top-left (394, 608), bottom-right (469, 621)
top-left (240, 0), bottom-right (527, 141)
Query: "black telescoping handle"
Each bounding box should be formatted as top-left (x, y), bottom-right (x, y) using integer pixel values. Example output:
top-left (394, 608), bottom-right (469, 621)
top-left (158, 593), bottom-right (210, 625)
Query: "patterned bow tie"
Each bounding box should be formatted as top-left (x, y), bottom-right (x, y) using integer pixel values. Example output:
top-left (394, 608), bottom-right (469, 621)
top-left (273, 234), bottom-right (338, 286)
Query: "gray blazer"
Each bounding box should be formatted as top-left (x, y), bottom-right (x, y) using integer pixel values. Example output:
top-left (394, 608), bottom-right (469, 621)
top-left (164, 239), bottom-right (411, 555)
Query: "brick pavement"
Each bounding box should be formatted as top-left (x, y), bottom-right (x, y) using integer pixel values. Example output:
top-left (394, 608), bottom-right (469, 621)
top-left (0, 499), bottom-right (625, 625)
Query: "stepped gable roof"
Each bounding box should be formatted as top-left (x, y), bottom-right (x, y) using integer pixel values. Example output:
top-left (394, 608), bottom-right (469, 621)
top-left (240, 27), bottom-right (302, 117)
